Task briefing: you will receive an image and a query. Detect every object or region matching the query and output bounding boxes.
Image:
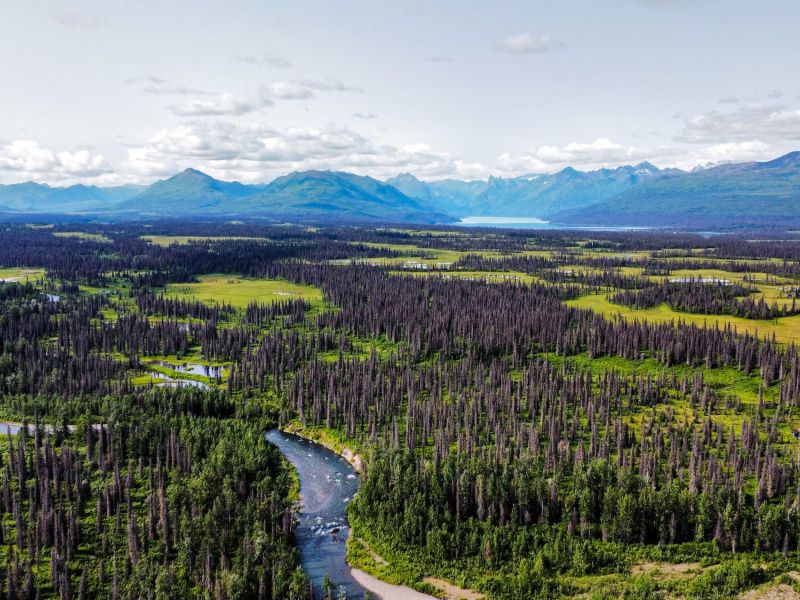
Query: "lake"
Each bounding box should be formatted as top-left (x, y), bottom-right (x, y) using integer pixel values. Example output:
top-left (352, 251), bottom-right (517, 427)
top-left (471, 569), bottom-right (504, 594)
top-left (453, 216), bottom-right (655, 230)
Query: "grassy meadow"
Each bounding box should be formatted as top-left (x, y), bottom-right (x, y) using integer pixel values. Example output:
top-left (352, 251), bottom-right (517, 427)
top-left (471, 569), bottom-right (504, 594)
top-left (165, 274), bottom-right (324, 309)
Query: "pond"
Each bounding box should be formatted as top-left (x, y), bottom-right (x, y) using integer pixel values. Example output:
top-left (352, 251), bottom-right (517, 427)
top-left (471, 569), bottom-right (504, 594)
top-left (152, 361), bottom-right (224, 377)
top-left (151, 372), bottom-right (210, 389)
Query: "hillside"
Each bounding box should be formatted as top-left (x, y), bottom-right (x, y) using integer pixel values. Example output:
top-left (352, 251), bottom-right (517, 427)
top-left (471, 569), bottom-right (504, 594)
top-left (0, 151), bottom-right (798, 227)
top-left (554, 152), bottom-right (800, 227)
top-left (122, 168), bottom-right (262, 213)
top-left (474, 163), bottom-right (667, 217)
top-left (386, 173), bottom-right (486, 216)
top-left (250, 170), bottom-right (452, 223)
top-left (389, 163), bottom-right (668, 218)
top-left (0, 182), bottom-right (143, 212)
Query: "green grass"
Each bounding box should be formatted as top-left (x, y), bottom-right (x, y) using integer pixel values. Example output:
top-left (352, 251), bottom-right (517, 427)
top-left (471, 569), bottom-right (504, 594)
top-left (353, 242), bottom-right (509, 268)
top-left (53, 231), bottom-right (111, 243)
top-left (144, 362), bottom-right (225, 385)
top-left (283, 421), bottom-right (364, 457)
top-left (544, 351), bottom-right (799, 451)
top-left (643, 268), bottom-right (797, 309)
top-left (568, 293), bottom-right (800, 344)
top-left (164, 274), bottom-right (324, 309)
top-left (317, 333), bottom-right (402, 362)
top-left (0, 267), bottom-right (45, 282)
top-left (390, 269), bottom-right (540, 285)
top-left (141, 235), bottom-right (264, 246)
top-left (130, 374), bottom-right (162, 385)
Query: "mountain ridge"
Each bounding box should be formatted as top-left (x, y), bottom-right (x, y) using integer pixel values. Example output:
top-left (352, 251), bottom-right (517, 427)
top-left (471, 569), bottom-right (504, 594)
top-left (552, 151), bottom-right (800, 227)
top-left (121, 168), bottom-right (452, 223)
top-left (0, 151), bottom-right (798, 227)
top-left (389, 162), bottom-right (678, 218)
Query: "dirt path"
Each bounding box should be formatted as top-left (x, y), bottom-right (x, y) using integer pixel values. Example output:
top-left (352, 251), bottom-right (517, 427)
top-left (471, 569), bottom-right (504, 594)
top-left (631, 561), bottom-right (706, 577)
top-left (353, 537), bottom-right (483, 600)
top-left (739, 583), bottom-right (800, 600)
top-left (350, 569), bottom-right (437, 600)
top-left (423, 577), bottom-right (485, 599)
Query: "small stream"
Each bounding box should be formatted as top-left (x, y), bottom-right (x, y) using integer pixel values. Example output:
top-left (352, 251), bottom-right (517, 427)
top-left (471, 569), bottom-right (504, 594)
top-left (266, 429), bottom-right (366, 599)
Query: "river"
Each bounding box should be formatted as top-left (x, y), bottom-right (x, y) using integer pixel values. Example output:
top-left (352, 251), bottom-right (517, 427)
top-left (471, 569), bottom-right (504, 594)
top-left (266, 429), bottom-right (365, 599)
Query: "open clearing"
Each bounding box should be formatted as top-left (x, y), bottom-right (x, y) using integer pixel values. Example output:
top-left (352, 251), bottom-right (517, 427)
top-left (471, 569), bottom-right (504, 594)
top-left (739, 583), bottom-right (800, 600)
top-left (355, 241), bottom-right (509, 267)
top-left (391, 269), bottom-right (539, 285)
top-left (568, 293), bottom-right (800, 344)
top-left (53, 231), bottom-right (112, 242)
top-left (141, 235), bottom-right (265, 246)
top-left (423, 578), bottom-right (486, 600)
top-left (165, 274), bottom-right (324, 309)
top-left (0, 267), bottom-right (45, 282)
top-left (630, 561), bottom-right (707, 578)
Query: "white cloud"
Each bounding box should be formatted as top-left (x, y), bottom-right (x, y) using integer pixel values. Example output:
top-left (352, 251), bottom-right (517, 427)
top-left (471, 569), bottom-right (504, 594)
top-left (125, 121), bottom-right (483, 183)
top-left (495, 138), bottom-right (673, 174)
top-left (129, 75), bottom-right (361, 114)
top-left (262, 79), bottom-right (362, 101)
top-left (296, 78), bottom-right (363, 93)
top-left (233, 53), bottom-right (294, 69)
top-left (496, 33), bottom-right (565, 54)
top-left (266, 82), bottom-right (314, 100)
top-left (493, 136), bottom-right (787, 175)
top-left (692, 140), bottom-right (771, 164)
top-left (127, 74), bottom-right (211, 97)
top-left (0, 140), bottom-right (112, 183)
top-left (677, 104), bottom-right (800, 143)
top-left (4, 128), bottom-right (787, 186)
top-left (169, 93), bottom-right (263, 117)
top-left (55, 149), bottom-right (112, 176)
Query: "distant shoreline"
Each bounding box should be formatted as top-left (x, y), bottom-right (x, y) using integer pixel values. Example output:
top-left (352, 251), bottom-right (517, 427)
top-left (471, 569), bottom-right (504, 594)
top-left (452, 216), bottom-right (656, 230)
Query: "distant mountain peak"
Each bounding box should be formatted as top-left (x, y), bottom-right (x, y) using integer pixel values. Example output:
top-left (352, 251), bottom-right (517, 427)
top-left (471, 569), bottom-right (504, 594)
top-left (764, 151), bottom-right (800, 168)
top-left (1, 150), bottom-right (798, 225)
top-left (634, 161), bottom-right (660, 173)
top-left (554, 149), bottom-right (800, 228)
top-left (388, 172), bottom-right (422, 183)
top-left (176, 167), bottom-right (213, 179)
top-left (691, 162), bottom-right (719, 172)
top-left (280, 169), bottom-right (345, 183)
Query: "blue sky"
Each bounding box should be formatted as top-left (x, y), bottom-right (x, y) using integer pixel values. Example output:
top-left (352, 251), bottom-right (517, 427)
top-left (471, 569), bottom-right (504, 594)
top-left (1, 0), bottom-right (798, 184)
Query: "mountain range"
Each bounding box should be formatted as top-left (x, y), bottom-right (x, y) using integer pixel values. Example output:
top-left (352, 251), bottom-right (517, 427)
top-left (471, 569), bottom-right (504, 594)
top-left (0, 151), bottom-right (798, 228)
top-left (388, 162), bottom-right (674, 218)
top-left (0, 182), bottom-right (144, 213)
top-left (552, 151), bottom-right (800, 227)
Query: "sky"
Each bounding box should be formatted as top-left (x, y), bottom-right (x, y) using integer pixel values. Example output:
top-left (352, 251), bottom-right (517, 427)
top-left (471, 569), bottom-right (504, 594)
top-left (0, 0), bottom-right (798, 185)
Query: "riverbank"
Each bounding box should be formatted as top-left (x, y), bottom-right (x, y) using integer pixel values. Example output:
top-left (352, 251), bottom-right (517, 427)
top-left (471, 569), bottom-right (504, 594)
top-left (351, 569), bottom-right (436, 600)
top-left (273, 427), bottom-right (441, 599)
top-left (278, 424), bottom-right (484, 600)
top-left (282, 421), bottom-right (365, 473)
top-left (266, 429), bottom-right (365, 598)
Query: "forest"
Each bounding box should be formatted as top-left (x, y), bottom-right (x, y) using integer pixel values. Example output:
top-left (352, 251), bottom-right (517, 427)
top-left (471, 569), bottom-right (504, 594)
top-left (1, 222), bottom-right (800, 598)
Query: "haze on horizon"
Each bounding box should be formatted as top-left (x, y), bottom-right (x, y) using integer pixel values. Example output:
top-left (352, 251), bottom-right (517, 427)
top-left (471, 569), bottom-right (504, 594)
top-left (1, 0), bottom-right (799, 186)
